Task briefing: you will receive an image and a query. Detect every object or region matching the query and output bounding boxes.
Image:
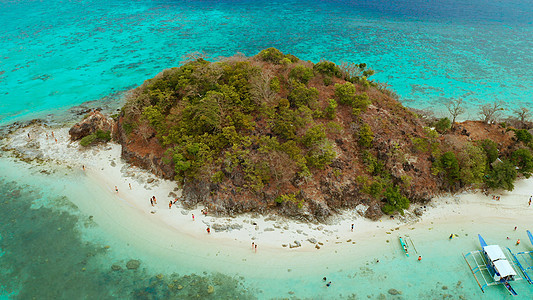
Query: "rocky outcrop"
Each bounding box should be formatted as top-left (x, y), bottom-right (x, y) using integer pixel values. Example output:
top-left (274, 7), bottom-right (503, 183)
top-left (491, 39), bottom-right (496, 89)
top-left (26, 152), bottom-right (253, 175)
top-left (115, 115), bottom-right (176, 179)
top-left (69, 110), bottom-right (114, 140)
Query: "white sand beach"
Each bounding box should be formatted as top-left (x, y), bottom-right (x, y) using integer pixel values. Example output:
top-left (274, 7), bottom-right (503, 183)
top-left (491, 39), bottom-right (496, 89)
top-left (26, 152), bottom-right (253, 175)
top-left (3, 123), bottom-right (533, 280)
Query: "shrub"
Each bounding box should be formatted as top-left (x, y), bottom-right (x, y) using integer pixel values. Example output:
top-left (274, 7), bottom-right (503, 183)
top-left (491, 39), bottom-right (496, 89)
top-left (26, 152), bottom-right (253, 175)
top-left (438, 152), bottom-right (460, 186)
top-left (324, 99), bottom-right (338, 120)
top-left (313, 61), bottom-right (342, 78)
top-left (305, 142), bottom-right (336, 169)
top-left (334, 82), bottom-right (356, 105)
top-left (288, 83), bottom-right (319, 108)
top-left (358, 123), bottom-right (374, 148)
top-left (95, 130), bottom-right (111, 142)
top-left (269, 77), bottom-right (281, 93)
top-left (257, 47), bottom-right (284, 64)
top-left (301, 124), bottom-right (326, 148)
top-left (353, 93), bottom-right (370, 111)
top-left (511, 148), bottom-right (533, 178)
top-left (484, 159), bottom-right (517, 191)
top-left (480, 139), bottom-right (498, 164)
top-left (458, 143), bottom-right (486, 186)
top-left (434, 117), bottom-right (451, 133)
top-left (80, 134), bottom-right (97, 147)
top-left (515, 129), bottom-right (533, 143)
top-left (289, 65), bottom-right (314, 84)
top-left (382, 185), bottom-right (410, 215)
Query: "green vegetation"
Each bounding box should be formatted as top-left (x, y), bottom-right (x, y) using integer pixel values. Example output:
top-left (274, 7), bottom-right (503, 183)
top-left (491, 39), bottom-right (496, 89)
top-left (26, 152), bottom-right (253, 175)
top-left (484, 159), bottom-right (517, 191)
top-left (434, 117), bottom-right (451, 133)
top-left (119, 48), bottom-right (530, 219)
top-left (514, 129), bottom-right (532, 143)
top-left (511, 148), bottom-right (533, 178)
top-left (80, 130), bottom-right (111, 147)
top-left (358, 123), bottom-right (374, 148)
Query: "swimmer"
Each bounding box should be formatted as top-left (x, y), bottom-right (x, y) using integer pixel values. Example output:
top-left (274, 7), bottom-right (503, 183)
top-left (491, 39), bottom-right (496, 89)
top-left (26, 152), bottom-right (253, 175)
top-left (418, 256), bottom-right (422, 261)
top-left (517, 239), bottom-right (521, 245)
top-left (323, 277), bottom-right (326, 281)
top-left (326, 281), bottom-right (331, 287)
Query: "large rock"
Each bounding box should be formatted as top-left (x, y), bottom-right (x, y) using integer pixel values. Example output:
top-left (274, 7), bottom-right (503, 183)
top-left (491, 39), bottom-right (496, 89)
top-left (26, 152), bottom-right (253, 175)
top-left (126, 259), bottom-right (141, 270)
top-left (69, 110), bottom-right (114, 141)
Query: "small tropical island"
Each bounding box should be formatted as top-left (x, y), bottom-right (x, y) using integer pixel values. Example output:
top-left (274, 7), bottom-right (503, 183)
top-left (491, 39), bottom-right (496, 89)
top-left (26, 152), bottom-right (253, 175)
top-left (69, 48), bottom-right (533, 222)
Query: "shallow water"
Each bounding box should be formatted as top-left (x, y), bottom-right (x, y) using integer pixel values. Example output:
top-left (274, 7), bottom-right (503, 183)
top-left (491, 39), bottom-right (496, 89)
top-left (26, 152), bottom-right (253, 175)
top-left (1, 0), bottom-right (532, 124)
top-left (2, 0), bottom-right (533, 298)
top-left (1, 154), bottom-right (533, 299)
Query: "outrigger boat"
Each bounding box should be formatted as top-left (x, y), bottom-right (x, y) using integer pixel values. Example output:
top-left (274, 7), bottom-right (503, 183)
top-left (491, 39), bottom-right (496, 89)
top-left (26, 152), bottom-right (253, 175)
top-left (478, 234), bottom-right (518, 295)
top-left (464, 235), bottom-right (523, 295)
top-left (399, 236), bottom-right (409, 257)
top-left (507, 230), bottom-right (533, 285)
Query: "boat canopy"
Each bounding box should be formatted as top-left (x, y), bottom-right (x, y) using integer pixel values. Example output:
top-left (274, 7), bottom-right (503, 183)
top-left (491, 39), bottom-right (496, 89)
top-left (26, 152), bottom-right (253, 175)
top-left (493, 260), bottom-right (517, 278)
top-left (483, 245), bottom-right (517, 278)
top-left (484, 245), bottom-right (507, 261)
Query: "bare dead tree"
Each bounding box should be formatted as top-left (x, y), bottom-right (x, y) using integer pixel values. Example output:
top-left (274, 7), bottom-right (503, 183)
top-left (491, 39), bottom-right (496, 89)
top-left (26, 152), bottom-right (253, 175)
top-left (180, 51), bottom-right (209, 64)
top-left (445, 98), bottom-right (465, 127)
top-left (250, 70), bottom-right (278, 106)
top-left (479, 101), bottom-right (505, 124)
top-left (136, 122), bottom-right (153, 144)
top-left (513, 107), bottom-right (531, 128)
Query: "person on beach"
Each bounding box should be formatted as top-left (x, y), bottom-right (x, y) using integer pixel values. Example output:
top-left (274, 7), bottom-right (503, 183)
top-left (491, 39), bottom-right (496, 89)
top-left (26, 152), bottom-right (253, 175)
top-left (54, 138), bottom-right (57, 143)
top-left (173, 198), bottom-right (178, 204)
top-left (514, 226), bottom-right (517, 231)
top-left (150, 198), bottom-right (154, 207)
top-left (169, 201), bottom-right (172, 209)
top-left (418, 256), bottom-right (422, 261)
top-left (82, 165), bottom-right (85, 171)
top-left (51, 131), bottom-right (54, 138)
top-left (449, 234), bottom-right (454, 239)
top-left (115, 186), bottom-right (118, 193)
top-left (255, 244), bottom-right (257, 253)
top-left (206, 227), bottom-right (210, 234)
top-left (351, 224), bottom-right (354, 232)
top-left (192, 214), bottom-right (195, 221)
top-left (129, 183), bottom-right (131, 190)
top-left (153, 196), bottom-right (157, 204)
top-left (27, 133), bottom-right (30, 139)
top-left (517, 239), bottom-right (521, 245)
top-left (529, 196), bottom-right (531, 206)
top-left (252, 241), bottom-right (255, 249)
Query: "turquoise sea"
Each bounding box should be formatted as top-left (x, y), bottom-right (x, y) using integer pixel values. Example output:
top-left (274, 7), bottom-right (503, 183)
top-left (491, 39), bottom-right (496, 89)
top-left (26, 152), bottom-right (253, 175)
top-left (1, 0), bottom-right (533, 298)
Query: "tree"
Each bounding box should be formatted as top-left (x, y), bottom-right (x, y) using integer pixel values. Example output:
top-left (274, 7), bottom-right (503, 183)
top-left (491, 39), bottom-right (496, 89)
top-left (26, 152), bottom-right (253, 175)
top-left (358, 123), bottom-right (374, 148)
top-left (334, 82), bottom-right (356, 105)
top-left (458, 143), bottom-right (486, 186)
top-left (479, 101), bottom-right (505, 124)
top-left (513, 107), bottom-right (531, 129)
top-left (439, 152), bottom-right (460, 186)
top-left (480, 139), bottom-right (498, 164)
top-left (484, 159), bottom-right (517, 191)
top-left (514, 129), bottom-right (532, 143)
top-left (445, 98), bottom-right (465, 127)
top-left (511, 148), bottom-right (533, 178)
top-left (434, 117), bottom-right (451, 133)
top-left (289, 65), bottom-right (314, 84)
top-left (250, 70), bottom-right (277, 106)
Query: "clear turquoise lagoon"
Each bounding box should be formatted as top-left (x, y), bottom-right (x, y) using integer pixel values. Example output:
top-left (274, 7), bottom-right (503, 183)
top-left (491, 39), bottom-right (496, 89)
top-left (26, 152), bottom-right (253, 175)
top-left (1, 0), bottom-right (533, 298)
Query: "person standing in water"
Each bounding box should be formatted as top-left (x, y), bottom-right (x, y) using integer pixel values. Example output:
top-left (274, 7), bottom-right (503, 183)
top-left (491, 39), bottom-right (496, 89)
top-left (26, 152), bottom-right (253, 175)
top-left (115, 186), bottom-right (118, 193)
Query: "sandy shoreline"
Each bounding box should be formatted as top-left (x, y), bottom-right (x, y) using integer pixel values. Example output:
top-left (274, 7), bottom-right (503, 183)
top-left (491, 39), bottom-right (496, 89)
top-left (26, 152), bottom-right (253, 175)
top-left (3, 123), bottom-right (533, 259)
